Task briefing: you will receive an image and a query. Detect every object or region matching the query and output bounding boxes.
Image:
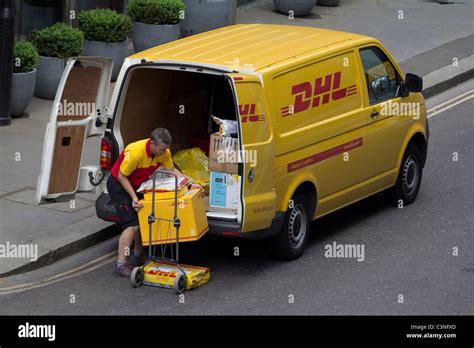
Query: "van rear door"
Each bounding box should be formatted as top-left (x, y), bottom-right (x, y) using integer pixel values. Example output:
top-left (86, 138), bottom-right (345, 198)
top-left (36, 57), bottom-right (113, 204)
top-left (227, 74), bottom-right (276, 232)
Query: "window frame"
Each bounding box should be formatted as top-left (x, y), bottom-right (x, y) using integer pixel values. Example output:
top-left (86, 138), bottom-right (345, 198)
top-left (358, 45), bottom-right (403, 106)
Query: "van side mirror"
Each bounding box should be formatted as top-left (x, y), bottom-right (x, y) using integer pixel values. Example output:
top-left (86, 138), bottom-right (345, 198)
top-left (371, 76), bottom-right (390, 96)
top-left (402, 73), bottom-right (423, 95)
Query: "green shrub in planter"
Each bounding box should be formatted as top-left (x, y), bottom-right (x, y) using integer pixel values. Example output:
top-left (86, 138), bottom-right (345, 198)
top-left (129, 0), bottom-right (184, 52)
top-left (13, 41), bottom-right (39, 74)
top-left (79, 9), bottom-right (132, 80)
top-left (128, 0), bottom-right (185, 25)
top-left (79, 8), bottom-right (132, 42)
top-left (28, 22), bottom-right (84, 58)
top-left (28, 23), bottom-right (83, 99)
top-left (11, 42), bottom-right (40, 116)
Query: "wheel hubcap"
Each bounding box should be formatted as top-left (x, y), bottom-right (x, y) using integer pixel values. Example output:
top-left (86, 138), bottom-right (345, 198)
top-left (288, 204), bottom-right (307, 249)
top-left (402, 155), bottom-right (419, 195)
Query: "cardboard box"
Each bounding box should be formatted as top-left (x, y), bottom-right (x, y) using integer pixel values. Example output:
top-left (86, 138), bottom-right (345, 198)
top-left (208, 133), bottom-right (239, 174)
top-left (209, 172), bottom-right (240, 210)
top-left (138, 189), bottom-right (209, 245)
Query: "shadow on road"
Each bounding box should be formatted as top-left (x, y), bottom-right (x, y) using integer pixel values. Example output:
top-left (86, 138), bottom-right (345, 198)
top-left (163, 192), bottom-right (395, 271)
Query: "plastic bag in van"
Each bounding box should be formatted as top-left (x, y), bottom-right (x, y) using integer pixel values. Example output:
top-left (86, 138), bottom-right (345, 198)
top-left (172, 147), bottom-right (210, 191)
top-left (211, 116), bottom-right (238, 136)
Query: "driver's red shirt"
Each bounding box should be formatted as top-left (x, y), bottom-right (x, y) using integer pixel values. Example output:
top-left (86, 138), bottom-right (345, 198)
top-left (111, 139), bottom-right (173, 190)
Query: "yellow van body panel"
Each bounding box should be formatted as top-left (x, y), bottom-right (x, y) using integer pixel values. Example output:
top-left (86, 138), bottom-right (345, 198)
top-left (129, 24), bottom-right (370, 72)
top-left (230, 74), bottom-right (276, 232)
top-left (127, 24), bottom-right (427, 232)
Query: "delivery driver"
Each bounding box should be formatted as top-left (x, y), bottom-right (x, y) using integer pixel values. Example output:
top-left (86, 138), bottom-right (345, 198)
top-left (107, 128), bottom-right (186, 277)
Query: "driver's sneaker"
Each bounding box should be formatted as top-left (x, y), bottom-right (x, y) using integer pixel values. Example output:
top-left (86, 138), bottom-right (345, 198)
top-left (116, 262), bottom-right (134, 278)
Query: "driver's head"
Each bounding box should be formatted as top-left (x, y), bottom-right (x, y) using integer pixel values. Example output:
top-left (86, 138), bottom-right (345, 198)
top-left (149, 128), bottom-right (172, 156)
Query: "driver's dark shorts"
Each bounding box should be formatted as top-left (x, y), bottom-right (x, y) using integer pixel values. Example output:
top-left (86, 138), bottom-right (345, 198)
top-left (106, 175), bottom-right (143, 229)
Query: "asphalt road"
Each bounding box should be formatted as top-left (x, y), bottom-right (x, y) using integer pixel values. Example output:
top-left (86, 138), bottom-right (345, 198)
top-left (0, 83), bottom-right (472, 316)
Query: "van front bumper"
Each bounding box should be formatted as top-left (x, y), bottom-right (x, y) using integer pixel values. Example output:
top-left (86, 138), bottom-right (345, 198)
top-left (95, 192), bottom-right (284, 240)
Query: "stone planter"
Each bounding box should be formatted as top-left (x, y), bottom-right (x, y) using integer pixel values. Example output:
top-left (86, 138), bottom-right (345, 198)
top-left (274, 0), bottom-right (317, 16)
top-left (11, 69), bottom-right (37, 117)
top-left (181, 0), bottom-right (237, 37)
top-left (83, 39), bottom-right (129, 81)
top-left (35, 56), bottom-right (68, 100)
top-left (132, 22), bottom-right (181, 53)
top-left (317, 0), bottom-right (340, 7)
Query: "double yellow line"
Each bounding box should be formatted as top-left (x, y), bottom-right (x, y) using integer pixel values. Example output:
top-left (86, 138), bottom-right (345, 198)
top-left (427, 89), bottom-right (474, 118)
top-left (0, 251), bottom-right (116, 295)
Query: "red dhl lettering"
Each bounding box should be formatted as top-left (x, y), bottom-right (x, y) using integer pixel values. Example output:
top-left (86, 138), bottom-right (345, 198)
top-left (148, 270), bottom-right (178, 278)
top-left (281, 71), bottom-right (357, 117)
top-left (239, 103), bottom-right (265, 123)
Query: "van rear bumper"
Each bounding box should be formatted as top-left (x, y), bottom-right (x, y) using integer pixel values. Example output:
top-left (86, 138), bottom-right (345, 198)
top-left (95, 192), bottom-right (284, 240)
top-left (208, 212), bottom-right (285, 240)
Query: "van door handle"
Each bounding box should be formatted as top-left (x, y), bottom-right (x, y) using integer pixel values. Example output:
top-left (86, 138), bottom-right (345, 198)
top-left (370, 111), bottom-right (379, 118)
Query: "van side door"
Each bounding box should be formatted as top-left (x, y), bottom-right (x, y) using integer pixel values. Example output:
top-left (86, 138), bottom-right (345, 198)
top-left (227, 74), bottom-right (276, 232)
top-left (269, 50), bottom-right (369, 216)
top-left (357, 45), bottom-right (414, 191)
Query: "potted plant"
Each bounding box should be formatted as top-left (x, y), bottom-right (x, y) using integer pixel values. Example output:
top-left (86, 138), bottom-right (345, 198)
top-left (128, 0), bottom-right (185, 52)
top-left (180, 0), bottom-right (236, 37)
top-left (273, 0), bottom-right (317, 16)
top-left (317, 0), bottom-right (340, 7)
top-left (79, 8), bottom-right (132, 80)
top-left (28, 23), bottom-right (83, 100)
top-left (10, 41), bottom-right (39, 117)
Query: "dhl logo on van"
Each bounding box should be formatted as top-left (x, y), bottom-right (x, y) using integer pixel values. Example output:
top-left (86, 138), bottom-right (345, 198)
top-left (281, 71), bottom-right (357, 117)
top-left (148, 269), bottom-right (177, 278)
top-left (239, 104), bottom-right (265, 123)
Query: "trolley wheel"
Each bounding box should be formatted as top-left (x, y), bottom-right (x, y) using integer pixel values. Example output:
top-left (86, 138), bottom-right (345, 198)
top-left (130, 267), bottom-right (144, 288)
top-left (173, 273), bottom-right (186, 294)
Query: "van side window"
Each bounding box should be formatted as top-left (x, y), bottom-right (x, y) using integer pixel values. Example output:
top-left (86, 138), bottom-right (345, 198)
top-left (359, 47), bottom-right (400, 104)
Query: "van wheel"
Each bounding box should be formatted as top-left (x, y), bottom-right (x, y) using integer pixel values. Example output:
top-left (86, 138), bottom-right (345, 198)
top-left (268, 193), bottom-right (310, 260)
top-left (385, 143), bottom-right (423, 205)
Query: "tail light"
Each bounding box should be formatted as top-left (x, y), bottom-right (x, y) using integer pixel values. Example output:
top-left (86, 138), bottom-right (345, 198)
top-left (100, 137), bottom-right (113, 170)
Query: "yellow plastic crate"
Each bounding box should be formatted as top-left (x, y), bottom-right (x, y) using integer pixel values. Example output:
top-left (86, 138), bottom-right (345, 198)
top-left (138, 188), bottom-right (209, 245)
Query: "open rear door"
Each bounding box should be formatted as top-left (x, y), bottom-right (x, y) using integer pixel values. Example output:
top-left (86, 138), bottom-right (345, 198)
top-left (227, 74), bottom-right (276, 232)
top-left (36, 57), bottom-right (113, 204)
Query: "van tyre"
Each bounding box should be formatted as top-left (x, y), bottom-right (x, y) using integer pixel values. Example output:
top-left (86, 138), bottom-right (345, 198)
top-left (385, 143), bottom-right (423, 205)
top-left (268, 193), bottom-right (310, 260)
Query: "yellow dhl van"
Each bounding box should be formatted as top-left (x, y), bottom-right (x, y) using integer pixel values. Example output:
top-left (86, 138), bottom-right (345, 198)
top-left (36, 24), bottom-right (428, 259)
